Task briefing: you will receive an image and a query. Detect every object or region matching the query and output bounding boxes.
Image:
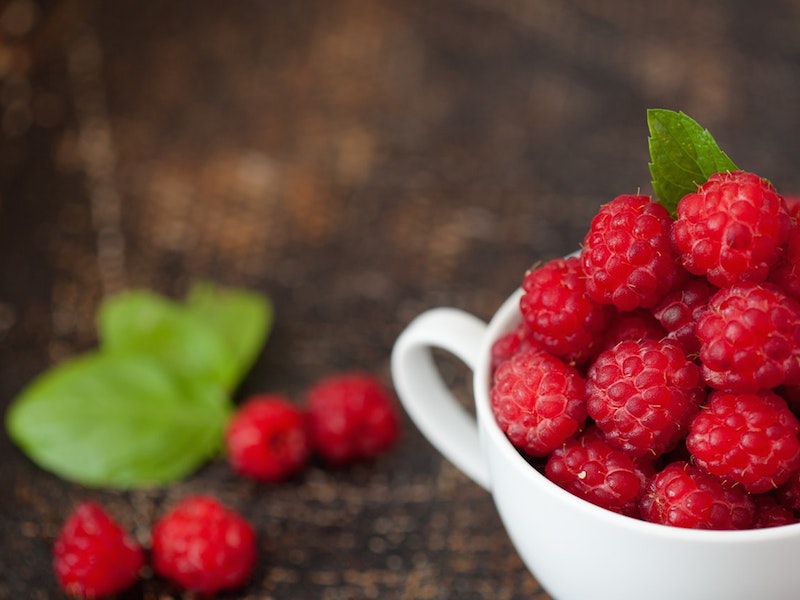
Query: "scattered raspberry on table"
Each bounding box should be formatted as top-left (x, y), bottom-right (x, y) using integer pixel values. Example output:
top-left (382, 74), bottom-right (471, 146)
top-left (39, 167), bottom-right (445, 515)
top-left (53, 501), bottom-right (144, 599)
top-left (225, 394), bottom-right (311, 482)
top-left (307, 373), bottom-right (400, 465)
top-left (151, 495), bottom-right (257, 595)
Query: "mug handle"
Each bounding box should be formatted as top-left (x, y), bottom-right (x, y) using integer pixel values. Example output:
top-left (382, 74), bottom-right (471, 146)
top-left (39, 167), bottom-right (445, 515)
top-left (391, 308), bottom-right (491, 490)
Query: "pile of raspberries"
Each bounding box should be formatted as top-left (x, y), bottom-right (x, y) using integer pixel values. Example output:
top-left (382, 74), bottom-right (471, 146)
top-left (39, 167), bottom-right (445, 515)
top-left (491, 170), bottom-right (800, 530)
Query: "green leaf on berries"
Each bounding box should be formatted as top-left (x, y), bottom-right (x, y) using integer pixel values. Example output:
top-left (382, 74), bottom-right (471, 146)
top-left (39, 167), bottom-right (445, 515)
top-left (5, 352), bottom-right (230, 488)
top-left (647, 108), bottom-right (738, 216)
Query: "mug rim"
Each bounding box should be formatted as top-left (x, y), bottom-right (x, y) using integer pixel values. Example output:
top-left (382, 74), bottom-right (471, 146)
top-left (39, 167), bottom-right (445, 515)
top-left (474, 285), bottom-right (800, 542)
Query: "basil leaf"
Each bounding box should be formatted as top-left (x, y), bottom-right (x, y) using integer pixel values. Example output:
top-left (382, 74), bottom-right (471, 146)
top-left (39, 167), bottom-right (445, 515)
top-left (647, 108), bottom-right (738, 216)
top-left (186, 282), bottom-right (274, 385)
top-left (98, 290), bottom-right (239, 392)
top-left (5, 352), bottom-right (230, 488)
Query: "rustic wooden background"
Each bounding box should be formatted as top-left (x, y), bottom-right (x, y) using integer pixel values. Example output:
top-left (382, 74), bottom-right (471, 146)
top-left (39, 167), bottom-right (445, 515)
top-left (3, 1), bottom-right (800, 598)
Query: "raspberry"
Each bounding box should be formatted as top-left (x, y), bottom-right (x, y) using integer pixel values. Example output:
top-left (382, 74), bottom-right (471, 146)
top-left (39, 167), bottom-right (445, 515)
top-left (687, 390), bottom-right (800, 493)
top-left (519, 256), bottom-right (614, 364)
top-left (490, 321), bottom-right (538, 372)
top-left (752, 493), bottom-right (798, 528)
top-left (545, 427), bottom-right (653, 516)
top-left (768, 210), bottom-right (800, 301)
top-left (596, 308), bottom-right (667, 357)
top-left (775, 469), bottom-right (800, 511)
top-left (781, 383), bottom-right (800, 415)
top-left (491, 347), bottom-right (587, 457)
top-left (151, 496), bottom-right (257, 594)
top-left (306, 373), bottom-right (400, 465)
top-left (639, 461), bottom-right (756, 530)
top-left (225, 395), bottom-right (311, 482)
top-left (696, 282), bottom-right (800, 392)
top-left (53, 501), bottom-right (144, 599)
top-left (586, 338), bottom-right (704, 459)
top-left (652, 275), bottom-right (716, 356)
top-left (672, 170), bottom-right (791, 288)
top-left (582, 194), bottom-right (684, 310)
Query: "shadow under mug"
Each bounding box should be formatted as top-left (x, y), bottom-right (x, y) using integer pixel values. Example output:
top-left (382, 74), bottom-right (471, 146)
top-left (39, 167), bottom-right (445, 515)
top-left (391, 287), bottom-right (800, 600)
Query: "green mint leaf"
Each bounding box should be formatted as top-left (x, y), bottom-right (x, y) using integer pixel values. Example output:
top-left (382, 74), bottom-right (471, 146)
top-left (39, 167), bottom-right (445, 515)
top-left (647, 108), bottom-right (738, 215)
top-left (98, 290), bottom-right (239, 392)
top-left (5, 352), bottom-right (230, 488)
top-left (186, 282), bottom-right (274, 386)
top-left (5, 282), bottom-right (272, 488)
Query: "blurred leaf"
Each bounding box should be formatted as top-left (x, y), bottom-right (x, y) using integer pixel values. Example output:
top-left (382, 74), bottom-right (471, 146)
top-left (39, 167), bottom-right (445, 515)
top-left (186, 281), bottom-right (274, 385)
top-left (6, 282), bottom-right (273, 488)
top-left (5, 352), bottom-right (230, 488)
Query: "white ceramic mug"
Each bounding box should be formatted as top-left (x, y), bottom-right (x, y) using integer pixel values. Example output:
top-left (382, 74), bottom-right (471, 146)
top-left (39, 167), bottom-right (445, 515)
top-left (391, 287), bottom-right (800, 600)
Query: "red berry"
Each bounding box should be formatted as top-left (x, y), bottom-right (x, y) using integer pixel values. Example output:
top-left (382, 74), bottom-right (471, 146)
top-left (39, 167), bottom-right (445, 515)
top-left (586, 338), bottom-right (704, 459)
top-left (768, 210), bottom-right (800, 301)
top-left (639, 461), bottom-right (756, 530)
top-left (491, 347), bottom-right (587, 457)
top-left (752, 493), bottom-right (798, 528)
top-left (306, 373), bottom-right (400, 465)
top-left (545, 427), bottom-right (653, 516)
top-left (519, 256), bottom-right (614, 364)
top-left (672, 170), bottom-right (790, 287)
top-left (775, 469), bottom-right (800, 511)
top-left (696, 282), bottom-right (800, 392)
top-left (53, 501), bottom-right (144, 599)
top-left (151, 496), bottom-right (257, 594)
top-left (652, 275), bottom-right (716, 356)
top-left (582, 194), bottom-right (683, 310)
top-left (225, 395), bottom-right (311, 482)
top-left (490, 321), bottom-right (539, 372)
top-left (687, 390), bottom-right (800, 493)
top-left (596, 308), bottom-right (667, 357)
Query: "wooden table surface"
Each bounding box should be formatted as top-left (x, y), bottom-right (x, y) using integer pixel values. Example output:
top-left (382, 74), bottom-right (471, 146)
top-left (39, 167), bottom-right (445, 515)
top-left (3, 1), bottom-right (800, 598)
